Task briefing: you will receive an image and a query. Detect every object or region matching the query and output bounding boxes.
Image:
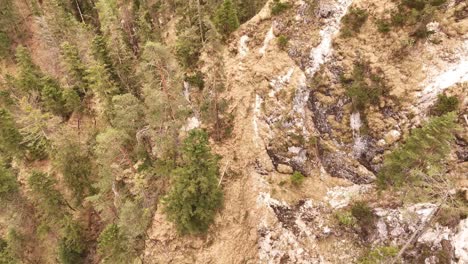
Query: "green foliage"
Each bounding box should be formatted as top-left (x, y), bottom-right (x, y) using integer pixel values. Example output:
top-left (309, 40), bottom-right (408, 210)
top-left (60, 42), bottom-right (89, 94)
top-left (0, 166), bottom-right (18, 201)
top-left (0, 0), bottom-right (23, 60)
top-left (270, 0), bottom-right (291, 15)
top-left (97, 224), bottom-right (135, 264)
top-left (376, 19), bottom-right (391, 33)
top-left (290, 171), bottom-right (305, 186)
top-left (214, 0), bottom-right (240, 38)
top-left (2, 229), bottom-right (24, 263)
top-left (277, 35), bottom-right (289, 50)
top-left (377, 113), bottom-right (457, 189)
top-left (351, 202), bottom-right (376, 240)
top-left (430, 94), bottom-right (459, 116)
top-left (343, 61), bottom-right (387, 112)
top-left (341, 7), bottom-right (368, 37)
top-left (62, 88), bottom-right (82, 114)
top-left (0, 32), bottom-right (11, 59)
top-left (85, 63), bottom-right (120, 104)
top-left (351, 201), bottom-right (375, 227)
top-left (388, 0), bottom-right (446, 40)
top-left (58, 217), bottom-right (86, 264)
top-left (0, 108), bottom-right (22, 156)
top-left (235, 0), bottom-right (267, 23)
top-left (96, 0), bottom-right (139, 95)
top-left (54, 140), bottom-right (93, 206)
top-left (111, 94), bottom-right (145, 135)
top-left (28, 171), bottom-right (69, 222)
top-left (17, 100), bottom-right (58, 159)
top-left (14, 46), bottom-right (44, 93)
top-left (91, 35), bottom-right (120, 87)
top-left (175, 27), bottom-right (203, 68)
top-left (185, 71), bottom-right (205, 90)
top-left (140, 41), bottom-right (187, 158)
top-left (358, 246), bottom-right (399, 264)
top-left (0, 237), bottom-right (17, 264)
top-left (40, 77), bottom-right (66, 115)
top-left (164, 129), bottom-right (223, 234)
top-left (118, 200), bottom-right (151, 239)
top-left (0, 229), bottom-right (19, 264)
top-left (335, 211), bottom-right (356, 227)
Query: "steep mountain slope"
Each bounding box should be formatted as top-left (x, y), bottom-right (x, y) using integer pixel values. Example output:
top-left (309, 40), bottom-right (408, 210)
top-left (144, 0), bottom-right (467, 263)
top-left (0, 0), bottom-right (466, 263)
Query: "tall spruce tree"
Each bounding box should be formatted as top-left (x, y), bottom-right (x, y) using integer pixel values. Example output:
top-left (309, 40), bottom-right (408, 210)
top-left (0, 108), bottom-right (22, 157)
top-left (14, 46), bottom-right (44, 93)
top-left (378, 112), bottom-right (458, 188)
top-left (163, 129), bottom-right (223, 234)
top-left (60, 42), bottom-right (89, 95)
top-left (28, 171), bottom-right (70, 223)
top-left (214, 0), bottom-right (240, 38)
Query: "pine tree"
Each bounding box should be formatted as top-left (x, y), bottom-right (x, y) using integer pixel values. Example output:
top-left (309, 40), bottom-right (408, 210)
top-left (175, 27), bottom-right (203, 68)
top-left (97, 224), bottom-right (135, 264)
top-left (14, 46), bottom-right (44, 93)
top-left (139, 41), bottom-right (187, 159)
top-left (163, 129), bottom-right (223, 234)
top-left (91, 35), bottom-right (120, 86)
top-left (214, 0), bottom-right (240, 38)
top-left (62, 88), bottom-right (82, 115)
top-left (17, 99), bottom-right (60, 159)
top-left (88, 128), bottom-right (130, 221)
top-left (58, 217), bottom-right (86, 264)
top-left (53, 138), bottom-right (93, 206)
top-left (60, 42), bottom-right (89, 94)
top-left (40, 77), bottom-right (66, 116)
top-left (0, 108), bottom-right (22, 157)
top-left (28, 171), bottom-right (70, 223)
top-left (96, 0), bottom-right (139, 95)
top-left (110, 93), bottom-right (145, 135)
top-left (85, 63), bottom-right (120, 108)
top-left (0, 165), bottom-right (18, 202)
top-left (0, 0), bottom-right (23, 59)
top-left (378, 112), bottom-right (458, 188)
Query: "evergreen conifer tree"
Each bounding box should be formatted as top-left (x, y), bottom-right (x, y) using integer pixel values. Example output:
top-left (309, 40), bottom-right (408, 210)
top-left (28, 171), bottom-right (70, 223)
top-left (0, 108), bottom-right (22, 157)
top-left (14, 46), bottom-right (44, 93)
top-left (164, 129), bottom-right (223, 234)
top-left (214, 0), bottom-right (240, 38)
top-left (60, 42), bottom-right (89, 94)
top-left (378, 112), bottom-right (458, 188)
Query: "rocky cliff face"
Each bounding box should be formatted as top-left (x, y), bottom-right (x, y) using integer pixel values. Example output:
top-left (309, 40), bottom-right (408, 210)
top-left (145, 0), bottom-right (467, 263)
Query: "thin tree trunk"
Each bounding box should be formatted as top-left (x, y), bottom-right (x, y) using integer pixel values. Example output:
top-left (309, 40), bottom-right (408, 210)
top-left (197, 0), bottom-right (204, 43)
top-left (389, 193), bottom-right (449, 264)
top-left (74, 0), bottom-right (85, 23)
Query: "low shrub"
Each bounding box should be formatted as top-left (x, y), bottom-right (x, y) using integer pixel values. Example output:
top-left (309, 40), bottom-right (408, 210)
top-left (270, 0), bottom-right (291, 15)
top-left (290, 171), bottom-right (305, 186)
top-left (377, 113), bottom-right (457, 189)
top-left (376, 19), bottom-right (391, 33)
top-left (185, 71), bottom-right (205, 90)
top-left (430, 94), bottom-right (459, 116)
top-left (335, 211), bottom-right (356, 227)
top-left (351, 201), bottom-right (375, 226)
top-left (343, 61), bottom-right (388, 112)
top-left (277, 35), bottom-right (289, 50)
top-left (358, 246), bottom-right (399, 264)
top-left (341, 7), bottom-right (368, 37)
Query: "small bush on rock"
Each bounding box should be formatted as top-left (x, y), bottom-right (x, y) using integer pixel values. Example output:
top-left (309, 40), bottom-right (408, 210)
top-left (270, 0), bottom-right (291, 15)
top-left (430, 94), bottom-right (459, 116)
top-left (341, 7), bottom-right (368, 37)
top-left (277, 35), bottom-right (289, 50)
top-left (290, 171), bottom-right (305, 186)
